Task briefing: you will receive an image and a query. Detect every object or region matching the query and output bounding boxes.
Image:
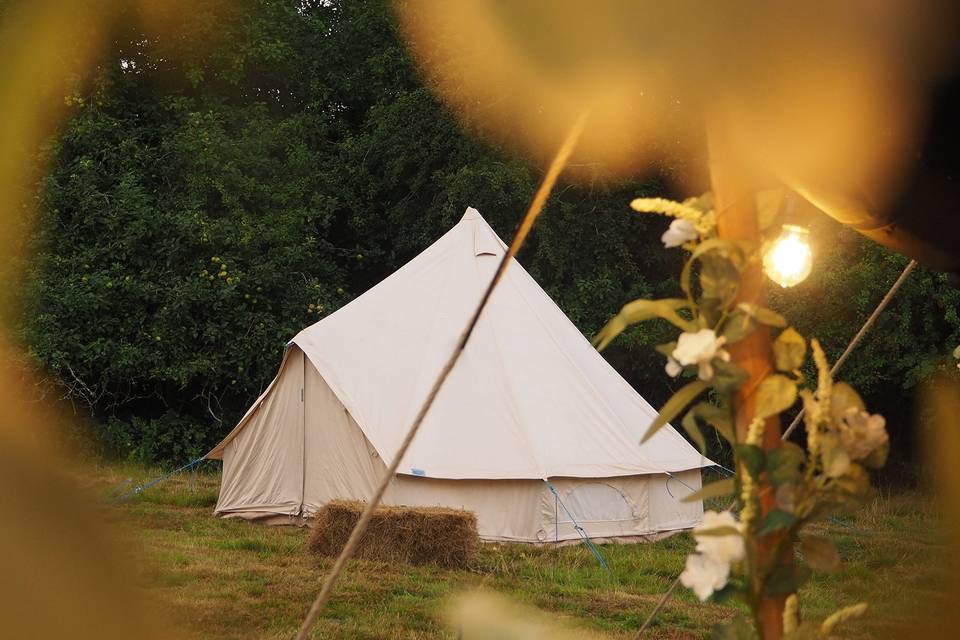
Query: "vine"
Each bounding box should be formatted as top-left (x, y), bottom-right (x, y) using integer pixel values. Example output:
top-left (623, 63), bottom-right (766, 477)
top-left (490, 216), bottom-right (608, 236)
top-left (595, 194), bottom-right (889, 639)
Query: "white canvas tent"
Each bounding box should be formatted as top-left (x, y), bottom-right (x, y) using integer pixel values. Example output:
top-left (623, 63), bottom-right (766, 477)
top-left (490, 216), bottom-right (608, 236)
top-left (206, 207), bottom-right (710, 543)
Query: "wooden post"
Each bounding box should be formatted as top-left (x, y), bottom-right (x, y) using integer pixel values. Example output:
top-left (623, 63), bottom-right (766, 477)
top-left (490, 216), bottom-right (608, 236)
top-left (708, 126), bottom-right (791, 639)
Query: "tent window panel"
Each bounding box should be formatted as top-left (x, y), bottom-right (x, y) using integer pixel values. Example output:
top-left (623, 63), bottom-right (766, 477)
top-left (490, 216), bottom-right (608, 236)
top-left (556, 482), bottom-right (640, 525)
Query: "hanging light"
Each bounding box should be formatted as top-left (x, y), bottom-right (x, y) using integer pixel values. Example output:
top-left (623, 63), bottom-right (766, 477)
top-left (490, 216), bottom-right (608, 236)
top-left (763, 224), bottom-right (813, 287)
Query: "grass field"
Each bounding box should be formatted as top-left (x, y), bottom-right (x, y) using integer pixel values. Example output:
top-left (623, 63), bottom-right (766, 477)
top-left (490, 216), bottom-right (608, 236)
top-left (86, 463), bottom-right (950, 639)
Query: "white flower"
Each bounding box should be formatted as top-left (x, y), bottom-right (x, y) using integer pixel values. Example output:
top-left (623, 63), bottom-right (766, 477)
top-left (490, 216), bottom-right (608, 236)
top-left (672, 329), bottom-right (731, 381)
top-left (693, 510), bottom-right (745, 565)
top-left (661, 218), bottom-right (698, 248)
top-left (680, 553), bottom-right (731, 601)
top-left (838, 408), bottom-right (888, 460)
top-left (665, 357), bottom-right (682, 377)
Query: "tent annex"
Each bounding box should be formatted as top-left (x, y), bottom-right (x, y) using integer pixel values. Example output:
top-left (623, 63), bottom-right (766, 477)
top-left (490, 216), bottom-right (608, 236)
top-left (206, 207), bottom-right (711, 543)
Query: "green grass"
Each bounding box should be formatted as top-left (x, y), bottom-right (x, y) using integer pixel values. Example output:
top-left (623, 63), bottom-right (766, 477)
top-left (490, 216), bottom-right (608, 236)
top-left (90, 464), bottom-right (949, 639)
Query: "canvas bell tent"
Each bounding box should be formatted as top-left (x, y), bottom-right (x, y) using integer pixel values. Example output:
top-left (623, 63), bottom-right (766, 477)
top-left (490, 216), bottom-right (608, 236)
top-left (206, 207), bottom-right (710, 543)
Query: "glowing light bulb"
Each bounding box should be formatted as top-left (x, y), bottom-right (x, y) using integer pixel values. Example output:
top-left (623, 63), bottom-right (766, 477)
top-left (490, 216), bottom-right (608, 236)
top-left (763, 224), bottom-right (812, 288)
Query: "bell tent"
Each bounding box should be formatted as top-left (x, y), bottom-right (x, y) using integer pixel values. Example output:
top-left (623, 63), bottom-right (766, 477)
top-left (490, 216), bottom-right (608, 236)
top-left (206, 207), bottom-right (710, 543)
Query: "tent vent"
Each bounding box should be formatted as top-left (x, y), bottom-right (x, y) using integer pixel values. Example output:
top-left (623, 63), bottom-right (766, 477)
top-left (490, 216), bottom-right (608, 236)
top-left (473, 224), bottom-right (502, 257)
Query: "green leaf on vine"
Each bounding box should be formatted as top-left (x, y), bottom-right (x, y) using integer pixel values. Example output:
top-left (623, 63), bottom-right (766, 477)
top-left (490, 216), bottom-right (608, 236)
top-left (713, 360), bottom-right (750, 394)
top-left (800, 535), bottom-right (842, 572)
top-left (773, 327), bottom-right (806, 372)
top-left (764, 564), bottom-right (810, 596)
top-left (820, 432), bottom-right (851, 478)
top-left (592, 298), bottom-right (694, 351)
top-left (756, 508), bottom-right (798, 535)
top-left (755, 374), bottom-right (798, 419)
top-left (767, 442), bottom-right (805, 487)
top-left (654, 341), bottom-right (677, 358)
top-left (681, 477), bottom-right (736, 503)
top-left (681, 409), bottom-right (707, 452)
top-left (738, 302), bottom-right (788, 328)
top-left (735, 444), bottom-right (765, 478)
top-left (721, 308), bottom-right (754, 344)
top-left (685, 402), bottom-right (736, 444)
top-left (680, 238), bottom-right (748, 302)
top-left (641, 380), bottom-right (709, 443)
top-left (754, 306), bottom-right (788, 328)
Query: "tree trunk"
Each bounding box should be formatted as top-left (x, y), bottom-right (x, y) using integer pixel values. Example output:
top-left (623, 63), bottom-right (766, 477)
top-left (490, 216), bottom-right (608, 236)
top-left (707, 126), bottom-right (791, 640)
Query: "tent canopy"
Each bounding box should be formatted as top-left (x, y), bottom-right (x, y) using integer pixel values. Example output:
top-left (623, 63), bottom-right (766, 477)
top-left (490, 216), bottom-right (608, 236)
top-left (207, 207), bottom-right (709, 481)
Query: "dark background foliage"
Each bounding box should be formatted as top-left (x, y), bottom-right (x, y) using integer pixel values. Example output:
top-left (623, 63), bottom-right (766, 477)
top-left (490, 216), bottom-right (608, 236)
top-left (16, 0), bottom-right (960, 478)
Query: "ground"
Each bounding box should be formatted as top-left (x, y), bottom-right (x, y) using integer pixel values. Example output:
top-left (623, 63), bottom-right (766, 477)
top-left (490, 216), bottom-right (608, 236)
top-left (85, 463), bottom-right (949, 639)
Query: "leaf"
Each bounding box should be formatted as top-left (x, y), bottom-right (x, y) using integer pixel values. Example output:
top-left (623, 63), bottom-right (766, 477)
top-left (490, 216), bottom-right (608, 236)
top-left (641, 380), bottom-right (709, 443)
top-left (767, 442), bottom-right (805, 487)
top-left (686, 401), bottom-right (736, 444)
top-left (738, 302), bottom-right (787, 328)
top-left (681, 478), bottom-right (735, 503)
top-left (713, 360), bottom-right (749, 394)
top-left (711, 615), bottom-right (758, 640)
top-left (654, 341), bottom-right (677, 358)
top-left (773, 327), bottom-right (806, 372)
top-left (756, 508), bottom-right (798, 535)
top-left (755, 374), bottom-right (798, 420)
top-left (721, 308), bottom-right (755, 344)
top-left (754, 307), bottom-right (787, 328)
top-left (764, 563), bottom-right (810, 596)
top-left (700, 253), bottom-right (740, 305)
top-left (799, 535), bottom-right (842, 572)
top-left (680, 238), bottom-right (747, 301)
top-left (681, 410), bottom-right (707, 452)
top-left (592, 298), bottom-right (693, 351)
top-left (820, 433), bottom-right (851, 478)
top-left (735, 444), bottom-right (765, 478)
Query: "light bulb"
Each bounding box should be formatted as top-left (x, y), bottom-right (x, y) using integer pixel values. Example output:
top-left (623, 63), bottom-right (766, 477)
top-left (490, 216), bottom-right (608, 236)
top-left (763, 224), bottom-right (812, 288)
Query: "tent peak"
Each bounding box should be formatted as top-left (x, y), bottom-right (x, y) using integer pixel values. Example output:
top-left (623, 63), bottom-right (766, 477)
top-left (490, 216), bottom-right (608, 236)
top-left (461, 206), bottom-right (483, 221)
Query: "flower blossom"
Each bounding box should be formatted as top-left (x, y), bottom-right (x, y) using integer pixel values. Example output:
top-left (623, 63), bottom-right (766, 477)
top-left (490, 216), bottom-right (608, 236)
top-left (838, 408), bottom-right (888, 460)
top-left (680, 553), bottom-right (730, 601)
top-left (679, 510), bottom-right (745, 601)
top-left (693, 510), bottom-right (746, 564)
top-left (661, 218), bottom-right (698, 248)
top-left (668, 329), bottom-right (731, 381)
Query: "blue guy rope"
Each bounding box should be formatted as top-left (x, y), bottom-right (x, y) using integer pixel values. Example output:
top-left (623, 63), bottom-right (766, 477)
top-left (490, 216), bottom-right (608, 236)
top-left (113, 456), bottom-right (207, 502)
top-left (710, 463), bottom-right (736, 477)
top-left (543, 479), bottom-right (610, 573)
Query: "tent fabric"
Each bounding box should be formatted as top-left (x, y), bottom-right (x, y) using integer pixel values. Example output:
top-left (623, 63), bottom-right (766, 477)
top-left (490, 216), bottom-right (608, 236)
top-left (208, 207), bottom-right (710, 542)
top-left (285, 207), bottom-right (710, 479)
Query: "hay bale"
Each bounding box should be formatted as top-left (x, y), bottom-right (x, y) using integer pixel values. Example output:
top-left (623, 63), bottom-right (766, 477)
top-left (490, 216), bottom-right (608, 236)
top-left (308, 500), bottom-right (479, 569)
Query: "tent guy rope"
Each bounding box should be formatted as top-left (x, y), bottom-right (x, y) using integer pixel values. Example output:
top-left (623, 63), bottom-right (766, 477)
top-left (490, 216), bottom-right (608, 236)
top-left (782, 259), bottom-right (917, 439)
top-left (293, 113), bottom-right (588, 640)
top-left (633, 257), bottom-right (917, 639)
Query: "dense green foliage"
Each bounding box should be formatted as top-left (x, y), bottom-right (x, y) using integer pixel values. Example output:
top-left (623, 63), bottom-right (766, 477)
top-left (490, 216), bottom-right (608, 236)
top-left (18, 0), bottom-right (960, 469)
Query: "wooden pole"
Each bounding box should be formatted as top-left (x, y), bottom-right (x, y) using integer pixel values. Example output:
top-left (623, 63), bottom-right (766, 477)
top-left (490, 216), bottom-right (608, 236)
top-left (707, 126), bottom-right (790, 640)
